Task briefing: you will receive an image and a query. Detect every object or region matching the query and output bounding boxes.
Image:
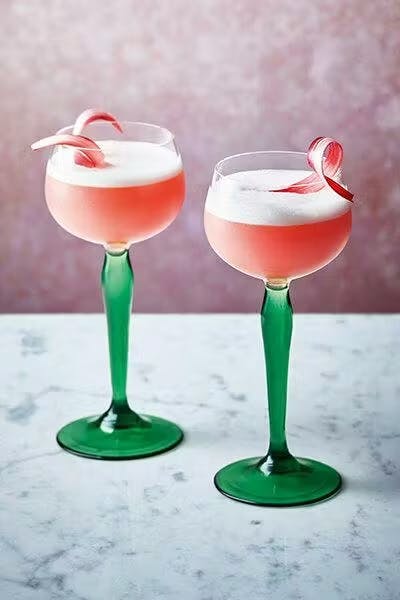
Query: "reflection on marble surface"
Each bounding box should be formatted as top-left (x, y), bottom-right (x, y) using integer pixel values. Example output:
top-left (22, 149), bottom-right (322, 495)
top-left (0, 314), bottom-right (399, 599)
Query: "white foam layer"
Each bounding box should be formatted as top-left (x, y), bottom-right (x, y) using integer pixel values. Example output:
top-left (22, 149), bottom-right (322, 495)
top-left (47, 140), bottom-right (182, 187)
top-left (206, 169), bottom-right (351, 226)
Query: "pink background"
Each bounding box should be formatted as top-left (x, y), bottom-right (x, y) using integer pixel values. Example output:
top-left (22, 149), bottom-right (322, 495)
top-left (1, 0), bottom-right (399, 313)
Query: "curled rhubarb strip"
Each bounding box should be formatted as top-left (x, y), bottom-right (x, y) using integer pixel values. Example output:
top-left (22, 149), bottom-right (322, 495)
top-left (31, 134), bottom-right (105, 168)
top-left (72, 108), bottom-right (123, 135)
top-left (271, 137), bottom-right (353, 202)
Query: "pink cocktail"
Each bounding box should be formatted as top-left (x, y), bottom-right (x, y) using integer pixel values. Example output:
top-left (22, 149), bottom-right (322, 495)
top-left (205, 167), bottom-right (351, 282)
top-left (32, 113), bottom-right (185, 460)
top-left (206, 147), bottom-right (354, 507)
top-left (46, 140), bottom-right (184, 247)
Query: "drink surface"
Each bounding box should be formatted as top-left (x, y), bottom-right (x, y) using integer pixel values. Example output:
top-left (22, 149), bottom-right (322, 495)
top-left (46, 140), bottom-right (184, 245)
top-left (205, 169), bottom-right (352, 280)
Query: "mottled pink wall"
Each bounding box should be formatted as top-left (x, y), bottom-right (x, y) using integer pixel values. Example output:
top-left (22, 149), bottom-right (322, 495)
top-left (0, 0), bottom-right (399, 313)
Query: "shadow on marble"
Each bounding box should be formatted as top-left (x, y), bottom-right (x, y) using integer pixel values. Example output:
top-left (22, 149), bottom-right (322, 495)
top-left (344, 475), bottom-right (400, 498)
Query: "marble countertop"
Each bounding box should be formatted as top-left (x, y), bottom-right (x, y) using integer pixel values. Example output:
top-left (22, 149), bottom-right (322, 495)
top-left (0, 314), bottom-right (399, 600)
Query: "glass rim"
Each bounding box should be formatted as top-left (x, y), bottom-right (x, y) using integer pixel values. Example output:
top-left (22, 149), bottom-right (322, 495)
top-left (214, 150), bottom-right (308, 179)
top-left (56, 121), bottom-right (175, 150)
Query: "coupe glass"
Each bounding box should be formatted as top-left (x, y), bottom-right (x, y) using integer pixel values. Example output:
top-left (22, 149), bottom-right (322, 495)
top-left (44, 122), bottom-right (185, 459)
top-left (204, 151), bottom-right (352, 505)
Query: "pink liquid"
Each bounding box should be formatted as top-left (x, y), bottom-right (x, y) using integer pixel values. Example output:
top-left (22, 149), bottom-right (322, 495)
top-left (204, 209), bottom-right (352, 280)
top-left (45, 171), bottom-right (185, 245)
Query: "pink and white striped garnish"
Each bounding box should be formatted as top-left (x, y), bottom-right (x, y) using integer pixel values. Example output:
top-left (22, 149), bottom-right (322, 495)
top-left (72, 108), bottom-right (123, 135)
top-left (270, 137), bottom-right (353, 202)
top-left (31, 134), bottom-right (105, 168)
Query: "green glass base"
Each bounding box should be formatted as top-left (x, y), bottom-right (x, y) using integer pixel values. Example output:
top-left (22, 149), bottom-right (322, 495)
top-left (57, 414), bottom-right (184, 460)
top-left (214, 456), bottom-right (342, 507)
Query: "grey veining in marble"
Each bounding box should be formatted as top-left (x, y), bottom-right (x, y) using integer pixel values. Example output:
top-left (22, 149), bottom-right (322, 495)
top-left (0, 314), bottom-right (399, 600)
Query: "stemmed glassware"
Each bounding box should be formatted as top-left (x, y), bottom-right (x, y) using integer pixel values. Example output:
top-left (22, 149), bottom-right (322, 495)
top-left (32, 111), bottom-right (185, 459)
top-left (204, 141), bottom-right (353, 505)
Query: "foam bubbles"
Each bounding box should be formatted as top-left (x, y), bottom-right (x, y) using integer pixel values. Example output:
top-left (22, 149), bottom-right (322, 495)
top-left (47, 140), bottom-right (182, 188)
top-left (206, 169), bottom-right (351, 226)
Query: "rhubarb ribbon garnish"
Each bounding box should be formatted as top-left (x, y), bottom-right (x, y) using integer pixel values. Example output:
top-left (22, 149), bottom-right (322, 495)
top-left (72, 109), bottom-right (123, 135)
top-left (31, 109), bottom-right (123, 168)
top-left (31, 134), bottom-right (105, 168)
top-left (271, 137), bottom-right (353, 202)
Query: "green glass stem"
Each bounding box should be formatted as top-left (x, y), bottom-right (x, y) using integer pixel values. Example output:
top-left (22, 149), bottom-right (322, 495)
top-left (56, 247), bottom-right (184, 459)
top-left (99, 249), bottom-right (142, 429)
top-left (258, 282), bottom-right (298, 474)
top-left (103, 249), bottom-right (132, 410)
top-left (214, 278), bottom-right (342, 505)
